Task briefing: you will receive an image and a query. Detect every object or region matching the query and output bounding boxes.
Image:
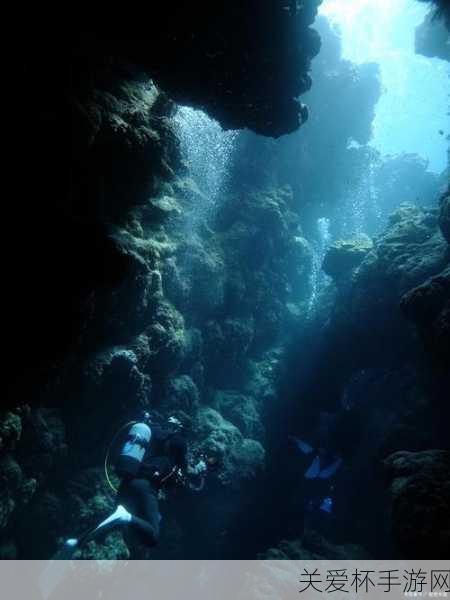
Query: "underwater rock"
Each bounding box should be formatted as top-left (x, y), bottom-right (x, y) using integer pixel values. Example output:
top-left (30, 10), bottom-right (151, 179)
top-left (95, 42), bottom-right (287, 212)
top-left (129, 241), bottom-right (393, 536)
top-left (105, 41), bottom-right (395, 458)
top-left (262, 529), bottom-right (370, 560)
top-left (176, 242), bottom-right (226, 315)
top-left (229, 439), bottom-right (265, 482)
top-left (14, 492), bottom-right (64, 558)
top-left (401, 266), bottom-right (450, 368)
top-left (384, 450), bottom-right (450, 558)
top-left (0, 411), bottom-right (22, 450)
top-left (75, 533), bottom-right (130, 560)
top-left (401, 266), bottom-right (450, 327)
top-left (72, 79), bottom-right (178, 221)
top-left (7, 66), bottom-right (181, 411)
top-left (203, 319), bottom-right (255, 384)
top-left (164, 375), bottom-right (200, 412)
top-left (322, 238), bottom-right (374, 282)
top-left (0, 455), bottom-right (23, 493)
top-left (294, 203), bottom-right (448, 454)
top-left (372, 204), bottom-right (447, 290)
top-left (332, 205), bottom-right (447, 364)
top-left (86, 244), bottom-right (157, 343)
top-left (22, 409), bottom-right (67, 464)
top-left (145, 195), bottom-right (183, 224)
top-left (415, 9), bottom-right (450, 61)
top-left (77, 2), bottom-right (321, 136)
top-left (81, 348), bottom-right (151, 415)
top-left (0, 540), bottom-right (17, 559)
top-left (214, 391), bottom-right (264, 439)
top-left (284, 235), bottom-right (315, 300)
top-left (194, 408), bottom-right (242, 453)
top-left (65, 469), bottom-right (115, 536)
top-left (439, 187), bottom-right (450, 243)
top-left (193, 407), bottom-right (264, 485)
top-left (0, 455), bottom-right (37, 532)
top-left (146, 302), bottom-right (187, 380)
top-left (0, 406), bottom-right (66, 537)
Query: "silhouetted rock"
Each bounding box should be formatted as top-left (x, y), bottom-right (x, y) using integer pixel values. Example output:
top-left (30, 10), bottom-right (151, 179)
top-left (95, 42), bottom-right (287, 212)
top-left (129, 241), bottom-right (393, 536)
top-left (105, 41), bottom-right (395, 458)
top-left (401, 266), bottom-right (450, 368)
top-left (384, 450), bottom-right (450, 558)
top-left (439, 186), bottom-right (450, 242)
top-left (415, 11), bottom-right (450, 61)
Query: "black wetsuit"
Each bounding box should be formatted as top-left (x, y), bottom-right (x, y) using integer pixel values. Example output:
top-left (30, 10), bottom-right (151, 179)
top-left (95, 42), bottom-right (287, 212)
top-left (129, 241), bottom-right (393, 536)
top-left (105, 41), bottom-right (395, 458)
top-left (116, 425), bottom-right (188, 547)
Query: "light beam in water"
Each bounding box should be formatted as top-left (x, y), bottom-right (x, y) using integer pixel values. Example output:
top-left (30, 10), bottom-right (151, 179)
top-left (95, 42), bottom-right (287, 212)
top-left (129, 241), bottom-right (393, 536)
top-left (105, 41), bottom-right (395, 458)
top-left (320, 0), bottom-right (449, 173)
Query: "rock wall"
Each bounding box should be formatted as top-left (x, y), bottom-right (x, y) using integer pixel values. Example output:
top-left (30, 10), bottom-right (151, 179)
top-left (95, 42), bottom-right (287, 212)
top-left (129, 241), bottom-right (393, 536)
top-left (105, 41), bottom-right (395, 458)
top-left (2, 56), bottom-right (318, 556)
top-left (276, 196), bottom-right (450, 559)
top-left (4, 6), bottom-right (448, 561)
top-left (5, 3), bottom-right (326, 557)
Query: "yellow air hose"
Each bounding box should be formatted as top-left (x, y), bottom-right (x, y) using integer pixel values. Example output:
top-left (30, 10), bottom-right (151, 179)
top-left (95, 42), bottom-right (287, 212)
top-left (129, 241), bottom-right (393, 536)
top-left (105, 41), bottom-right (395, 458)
top-left (104, 421), bottom-right (137, 493)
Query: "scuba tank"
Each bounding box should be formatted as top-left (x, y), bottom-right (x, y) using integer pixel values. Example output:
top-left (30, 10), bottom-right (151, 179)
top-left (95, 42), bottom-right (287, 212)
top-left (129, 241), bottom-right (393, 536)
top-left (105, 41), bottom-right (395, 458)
top-left (115, 421), bottom-right (152, 478)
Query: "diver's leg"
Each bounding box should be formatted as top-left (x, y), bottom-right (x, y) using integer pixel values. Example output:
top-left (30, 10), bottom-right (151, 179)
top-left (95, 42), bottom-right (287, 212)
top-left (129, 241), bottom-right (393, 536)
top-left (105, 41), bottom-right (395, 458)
top-left (62, 504), bottom-right (132, 550)
top-left (129, 514), bottom-right (159, 546)
top-left (121, 479), bottom-right (161, 547)
top-left (81, 505), bottom-right (131, 541)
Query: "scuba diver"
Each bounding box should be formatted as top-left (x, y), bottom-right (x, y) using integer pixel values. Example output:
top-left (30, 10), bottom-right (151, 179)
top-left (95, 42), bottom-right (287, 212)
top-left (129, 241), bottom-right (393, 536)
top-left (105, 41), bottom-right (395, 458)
top-left (289, 411), bottom-right (345, 518)
top-left (62, 413), bottom-right (208, 555)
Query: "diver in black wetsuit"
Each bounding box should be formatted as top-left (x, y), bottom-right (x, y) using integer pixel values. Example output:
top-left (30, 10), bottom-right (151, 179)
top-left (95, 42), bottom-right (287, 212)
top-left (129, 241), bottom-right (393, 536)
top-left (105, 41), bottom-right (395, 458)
top-left (63, 415), bottom-right (207, 553)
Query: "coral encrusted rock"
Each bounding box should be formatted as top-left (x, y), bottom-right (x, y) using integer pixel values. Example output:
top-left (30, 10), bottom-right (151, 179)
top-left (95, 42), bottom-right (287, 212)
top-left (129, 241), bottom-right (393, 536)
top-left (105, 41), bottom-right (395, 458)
top-left (322, 238), bottom-right (373, 282)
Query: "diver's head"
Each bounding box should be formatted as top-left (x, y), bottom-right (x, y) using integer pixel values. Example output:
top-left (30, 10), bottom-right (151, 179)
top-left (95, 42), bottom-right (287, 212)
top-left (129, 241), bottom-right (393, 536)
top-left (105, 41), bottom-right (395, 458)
top-left (140, 411), bottom-right (152, 424)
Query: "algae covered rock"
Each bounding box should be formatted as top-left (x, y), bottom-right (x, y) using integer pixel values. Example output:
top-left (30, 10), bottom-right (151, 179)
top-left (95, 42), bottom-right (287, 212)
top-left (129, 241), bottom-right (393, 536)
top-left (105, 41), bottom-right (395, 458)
top-left (146, 302), bottom-right (187, 379)
top-left (0, 411), bottom-right (22, 450)
top-left (203, 318), bottom-right (255, 383)
top-left (384, 449), bottom-right (450, 558)
top-left (229, 439), bottom-right (265, 481)
top-left (214, 390), bottom-right (263, 439)
top-left (193, 407), bottom-right (264, 485)
top-left (75, 533), bottom-right (130, 560)
top-left (177, 242), bottom-right (226, 315)
top-left (322, 238), bottom-right (373, 282)
top-left (0, 492), bottom-right (14, 530)
top-left (374, 204), bottom-right (447, 289)
top-left (164, 375), bottom-right (200, 411)
top-left (0, 455), bottom-right (37, 531)
top-left (81, 347), bottom-right (151, 416)
top-left (262, 529), bottom-right (370, 560)
top-left (401, 265), bottom-right (450, 367)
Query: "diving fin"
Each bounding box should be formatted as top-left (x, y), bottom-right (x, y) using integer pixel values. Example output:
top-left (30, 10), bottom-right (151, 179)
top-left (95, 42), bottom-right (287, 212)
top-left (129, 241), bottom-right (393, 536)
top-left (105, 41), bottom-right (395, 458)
top-left (304, 455), bottom-right (321, 479)
top-left (39, 506), bottom-right (132, 598)
top-left (39, 540), bottom-right (79, 599)
top-left (318, 457), bottom-right (343, 479)
top-left (290, 436), bottom-right (314, 455)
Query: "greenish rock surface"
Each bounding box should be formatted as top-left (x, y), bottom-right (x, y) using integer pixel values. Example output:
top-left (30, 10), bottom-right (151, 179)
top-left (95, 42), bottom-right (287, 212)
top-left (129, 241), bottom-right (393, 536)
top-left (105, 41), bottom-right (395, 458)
top-left (322, 237), bottom-right (373, 281)
top-left (193, 407), bottom-right (265, 485)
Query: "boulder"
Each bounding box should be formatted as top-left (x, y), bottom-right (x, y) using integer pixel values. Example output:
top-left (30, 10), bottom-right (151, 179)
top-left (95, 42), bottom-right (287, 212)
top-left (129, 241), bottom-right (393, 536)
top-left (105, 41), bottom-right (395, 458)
top-left (322, 238), bottom-right (373, 282)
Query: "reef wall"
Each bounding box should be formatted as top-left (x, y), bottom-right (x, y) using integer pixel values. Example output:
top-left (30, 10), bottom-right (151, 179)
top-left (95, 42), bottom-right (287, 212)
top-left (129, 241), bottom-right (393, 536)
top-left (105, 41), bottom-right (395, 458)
top-left (218, 15), bottom-right (449, 559)
top-left (3, 3), bottom-right (449, 561)
top-left (3, 1), bottom-right (322, 555)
